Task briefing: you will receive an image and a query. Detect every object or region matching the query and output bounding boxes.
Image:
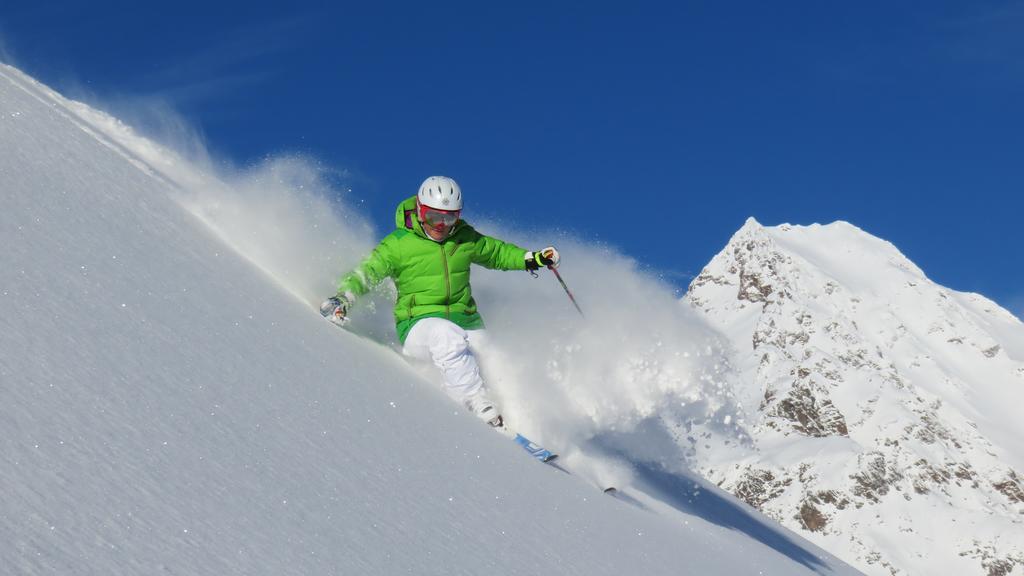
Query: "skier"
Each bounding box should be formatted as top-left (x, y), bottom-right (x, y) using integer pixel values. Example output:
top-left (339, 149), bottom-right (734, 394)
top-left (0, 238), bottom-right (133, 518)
top-left (320, 176), bottom-right (560, 429)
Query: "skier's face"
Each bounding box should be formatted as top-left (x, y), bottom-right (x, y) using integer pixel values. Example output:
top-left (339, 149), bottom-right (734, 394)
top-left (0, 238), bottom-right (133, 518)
top-left (419, 205), bottom-right (460, 241)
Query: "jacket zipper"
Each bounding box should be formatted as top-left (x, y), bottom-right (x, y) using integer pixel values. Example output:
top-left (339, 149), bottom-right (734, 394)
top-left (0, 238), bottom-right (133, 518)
top-left (441, 243), bottom-right (451, 318)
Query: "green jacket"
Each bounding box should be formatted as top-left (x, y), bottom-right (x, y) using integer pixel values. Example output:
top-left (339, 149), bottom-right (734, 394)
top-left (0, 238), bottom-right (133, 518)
top-left (338, 196), bottom-right (529, 343)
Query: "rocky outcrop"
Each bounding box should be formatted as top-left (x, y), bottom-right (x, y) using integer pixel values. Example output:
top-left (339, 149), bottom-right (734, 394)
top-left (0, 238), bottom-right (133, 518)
top-left (764, 380), bottom-right (848, 437)
top-left (730, 468), bottom-right (791, 509)
top-left (992, 471), bottom-right (1024, 504)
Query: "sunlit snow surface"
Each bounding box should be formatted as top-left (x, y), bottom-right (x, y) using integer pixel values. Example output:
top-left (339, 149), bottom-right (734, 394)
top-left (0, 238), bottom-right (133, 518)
top-left (0, 64), bottom-right (858, 575)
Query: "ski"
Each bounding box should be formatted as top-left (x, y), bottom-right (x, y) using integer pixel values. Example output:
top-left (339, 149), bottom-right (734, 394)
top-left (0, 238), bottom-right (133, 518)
top-left (504, 429), bottom-right (619, 494)
top-left (512, 432), bottom-right (558, 462)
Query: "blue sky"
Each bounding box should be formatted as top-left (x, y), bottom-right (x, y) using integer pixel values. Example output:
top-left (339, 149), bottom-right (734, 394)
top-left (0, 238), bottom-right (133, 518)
top-left (2, 1), bottom-right (1022, 315)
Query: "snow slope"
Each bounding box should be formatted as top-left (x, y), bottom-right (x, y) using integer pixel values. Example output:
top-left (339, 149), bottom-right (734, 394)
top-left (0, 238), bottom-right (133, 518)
top-left (687, 218), bottom-right (1024, 575)
top-left (0, 64), bottom-right (858, 575)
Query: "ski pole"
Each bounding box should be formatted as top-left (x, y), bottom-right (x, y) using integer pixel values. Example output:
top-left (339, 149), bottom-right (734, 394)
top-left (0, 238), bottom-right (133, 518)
top-left (549, 266), bottom-right (585, 318)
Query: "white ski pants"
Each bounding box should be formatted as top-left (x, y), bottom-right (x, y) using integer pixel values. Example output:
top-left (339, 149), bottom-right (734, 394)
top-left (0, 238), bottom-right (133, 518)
top-left (402, 318), bottom-right (490, 403)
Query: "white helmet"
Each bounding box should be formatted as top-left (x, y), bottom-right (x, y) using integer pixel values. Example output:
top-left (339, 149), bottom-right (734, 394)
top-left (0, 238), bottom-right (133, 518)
top-left (417, 176), bottom-right (463, 210)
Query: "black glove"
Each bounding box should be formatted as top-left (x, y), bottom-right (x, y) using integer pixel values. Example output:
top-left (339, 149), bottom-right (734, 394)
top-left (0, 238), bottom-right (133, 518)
top-left (525, 246), bottom-right (560, 270)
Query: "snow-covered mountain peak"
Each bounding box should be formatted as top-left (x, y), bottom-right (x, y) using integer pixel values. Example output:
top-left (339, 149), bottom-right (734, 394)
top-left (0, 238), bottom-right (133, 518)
top-left (686, 218), bottom-right (1024, 575)
top-left (737, 215), bottom-right (767, 234)
top-left (694, 219), bottom-right (929, 318)
top-left (771, 221), bottom-right (927, 293)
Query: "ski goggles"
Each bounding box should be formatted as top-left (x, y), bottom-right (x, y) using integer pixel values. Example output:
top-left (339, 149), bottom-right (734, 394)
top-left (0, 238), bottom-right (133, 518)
top-left (419, 205), bottom-right (461, 228)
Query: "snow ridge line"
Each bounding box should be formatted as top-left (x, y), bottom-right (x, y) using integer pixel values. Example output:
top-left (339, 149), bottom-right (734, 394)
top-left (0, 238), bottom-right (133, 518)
top-left (0, 64), bottom-right (181, 193)
top-left (0, 64), bottom-right (325, 310)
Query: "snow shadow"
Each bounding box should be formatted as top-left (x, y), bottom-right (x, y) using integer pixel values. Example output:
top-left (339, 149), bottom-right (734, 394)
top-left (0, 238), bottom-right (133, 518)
top-left (580, 428), bottom-right (836, 573)
top-left (632, 461), bottom-right (834, 573)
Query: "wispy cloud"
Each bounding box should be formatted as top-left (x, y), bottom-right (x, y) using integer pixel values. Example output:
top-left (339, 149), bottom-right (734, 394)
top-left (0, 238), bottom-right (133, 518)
top-left (134, 14), bottom-right (311, 105)
top-left (1010, 295), bottom-right (1024, 322)
top-left (0, 25), bottom-right (19, 65)
top-left (150, 70), bottom-right (277, 108)
top-left (38, 13), bottom-right (317, 158)
top-left (944, 1), bottom-right (1024, 80)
